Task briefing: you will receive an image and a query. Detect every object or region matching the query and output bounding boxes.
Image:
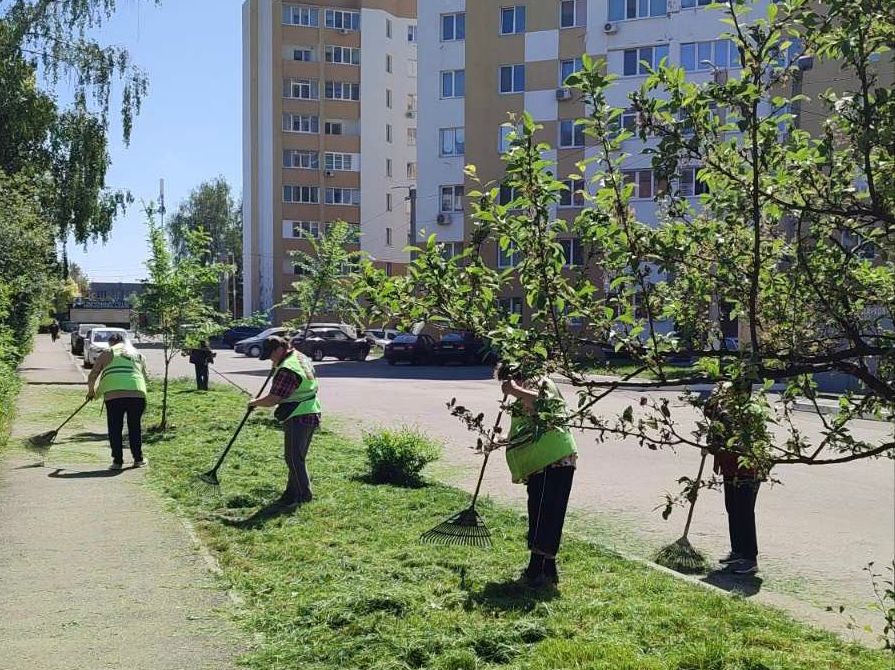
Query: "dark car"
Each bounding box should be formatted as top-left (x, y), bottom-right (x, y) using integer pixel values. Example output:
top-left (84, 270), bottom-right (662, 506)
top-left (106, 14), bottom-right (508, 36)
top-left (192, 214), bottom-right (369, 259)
top-left (219, 325), bottom-right (265, 349)
top-left (291, 328), bottom-right (371, 362)
top-left (384, 334), bottom-right (436, 365)
top-left (434, 332), bottom-right (496, 365)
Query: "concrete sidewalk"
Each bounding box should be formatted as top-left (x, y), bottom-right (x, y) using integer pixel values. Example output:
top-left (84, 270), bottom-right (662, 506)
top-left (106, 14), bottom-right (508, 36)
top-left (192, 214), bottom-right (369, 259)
top-left (0, 336), bottom-right (240, 669)
top-left (17, 333), bottom-right (86, 385)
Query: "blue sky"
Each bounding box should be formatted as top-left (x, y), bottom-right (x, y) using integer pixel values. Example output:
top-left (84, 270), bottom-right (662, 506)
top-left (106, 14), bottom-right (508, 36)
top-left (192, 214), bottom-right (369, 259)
top-left (66, 0), bottom-right (243, 282)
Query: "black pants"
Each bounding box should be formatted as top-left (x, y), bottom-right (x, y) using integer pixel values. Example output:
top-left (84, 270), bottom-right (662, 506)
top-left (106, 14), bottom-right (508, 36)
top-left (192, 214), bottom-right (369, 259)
top-left (105, 397), bottom-right (146, 464)
top-left (723, 477), bottom-right (761, 561)
top-left (194, 364), bottom-right (209, 390)
top-left (526, 466), bottom-right (575, 557)
top-left (283, 420), bottom-right (316, 503)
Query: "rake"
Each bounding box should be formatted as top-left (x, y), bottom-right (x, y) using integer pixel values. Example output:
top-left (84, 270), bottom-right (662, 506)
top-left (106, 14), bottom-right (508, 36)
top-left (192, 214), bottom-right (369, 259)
top-left (28, 399), bottom-right (91, 451)
top-left (654, 451), bottom-right (710, 574)
top-left (197, 368), bottom-right (274, 491)
top-left (420, 395), bottom-right (509, 548)
top-left (209, 366), bottom-right (252, 395)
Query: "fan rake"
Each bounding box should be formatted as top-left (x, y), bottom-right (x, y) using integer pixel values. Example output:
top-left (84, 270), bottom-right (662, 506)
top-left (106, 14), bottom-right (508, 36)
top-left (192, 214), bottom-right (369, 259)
top-left (26, 399), bottom-right (91, 464)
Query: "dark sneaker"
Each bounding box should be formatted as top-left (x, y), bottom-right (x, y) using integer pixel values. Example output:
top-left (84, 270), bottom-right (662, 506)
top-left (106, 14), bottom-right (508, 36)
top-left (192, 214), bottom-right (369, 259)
top-left (109, 462), bottom-right (123, 471)
top-left (133, 457), bottom-right (147, 468)
top-left (730, 559), bottom-right (759, 575)
top-left (719, 552), bottom-right (742, 564)
top-left (544, 558), bottom-right (559, 585)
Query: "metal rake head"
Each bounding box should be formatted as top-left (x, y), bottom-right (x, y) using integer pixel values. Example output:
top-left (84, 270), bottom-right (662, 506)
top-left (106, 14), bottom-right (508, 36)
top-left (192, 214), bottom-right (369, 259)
top-left (420, 507), bottom-right (492, 548)
top-left (196, 469), bottom-right (221, 491)
top-left (28, 431), bottom-right (57, 449)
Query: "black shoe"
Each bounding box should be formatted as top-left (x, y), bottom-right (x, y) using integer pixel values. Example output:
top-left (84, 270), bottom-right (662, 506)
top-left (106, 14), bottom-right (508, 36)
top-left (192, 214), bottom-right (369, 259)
top-left (544, 558), bottom-right (559, 585)
top-left (719, 552), bottom-right (742, 564)
top-left (731, 559), bottom-right (759, 575)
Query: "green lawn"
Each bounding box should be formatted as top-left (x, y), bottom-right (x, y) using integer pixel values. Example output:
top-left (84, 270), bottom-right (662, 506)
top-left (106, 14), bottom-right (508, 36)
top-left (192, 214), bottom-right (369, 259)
top-left (24, 382), bottom-right (895, 669)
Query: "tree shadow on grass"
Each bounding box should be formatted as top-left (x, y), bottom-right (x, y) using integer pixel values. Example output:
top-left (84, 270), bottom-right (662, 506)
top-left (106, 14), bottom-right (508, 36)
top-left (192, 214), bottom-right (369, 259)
top-left (468, 578), bottom-right (560, 613)
top-left (702, 569), bottom-right (764, 597)
top-left (48, 467), bottom-right (126, 479)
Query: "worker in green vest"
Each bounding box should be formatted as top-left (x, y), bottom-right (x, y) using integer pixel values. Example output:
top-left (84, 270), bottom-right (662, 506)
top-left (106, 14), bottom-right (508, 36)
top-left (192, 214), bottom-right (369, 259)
top-left (248, 336), bottom-right (321, 508)
top-left (497, 363), bottom-right (578, 588)
top-left (86, 333), bottom-right (148, 470)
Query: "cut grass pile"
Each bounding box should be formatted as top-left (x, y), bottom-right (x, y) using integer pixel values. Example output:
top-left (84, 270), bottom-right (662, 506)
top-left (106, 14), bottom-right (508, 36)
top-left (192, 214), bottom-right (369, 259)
top-left (29, 383), bottom-right (895, 669)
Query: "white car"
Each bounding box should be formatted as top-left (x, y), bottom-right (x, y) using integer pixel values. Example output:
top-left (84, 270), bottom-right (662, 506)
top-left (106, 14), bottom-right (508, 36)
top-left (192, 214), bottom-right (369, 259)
top-left (364, 328), bottom-right (402, 349)
top-left (84, 328), bottom-right (130, 368)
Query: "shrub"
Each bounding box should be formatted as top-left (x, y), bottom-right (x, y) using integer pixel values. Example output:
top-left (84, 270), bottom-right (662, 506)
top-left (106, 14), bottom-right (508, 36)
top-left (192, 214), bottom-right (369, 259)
top-left (363, 427), bottom-right (441, 486)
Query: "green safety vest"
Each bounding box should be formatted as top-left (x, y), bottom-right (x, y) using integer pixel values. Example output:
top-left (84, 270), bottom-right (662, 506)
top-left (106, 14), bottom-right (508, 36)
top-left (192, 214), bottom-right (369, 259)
top-left (277, 351), bottom-right (321, 420)
top-left (505, 378), bottom-right (577, 483)
top-left (96, 345), bottom-right (147, 399)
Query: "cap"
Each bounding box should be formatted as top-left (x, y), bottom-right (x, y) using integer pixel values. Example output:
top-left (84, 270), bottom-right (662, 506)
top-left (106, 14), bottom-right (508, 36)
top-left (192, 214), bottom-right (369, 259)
top-left (259, 335), bottom-right (290, 361)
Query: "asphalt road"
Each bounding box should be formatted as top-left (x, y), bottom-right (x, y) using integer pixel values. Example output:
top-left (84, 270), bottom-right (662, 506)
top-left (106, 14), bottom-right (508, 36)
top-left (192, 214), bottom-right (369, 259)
top-left (128, 342), bottom-right (895, 636)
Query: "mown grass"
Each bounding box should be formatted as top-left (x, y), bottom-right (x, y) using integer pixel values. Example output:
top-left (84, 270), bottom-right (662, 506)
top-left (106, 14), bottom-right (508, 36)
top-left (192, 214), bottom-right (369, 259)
top-left (23, 382), bottom-right (894, 669)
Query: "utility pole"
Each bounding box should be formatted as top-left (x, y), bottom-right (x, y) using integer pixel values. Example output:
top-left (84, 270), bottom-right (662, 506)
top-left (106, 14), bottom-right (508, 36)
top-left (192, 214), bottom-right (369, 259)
top-left (219, 253), bottom-right (230, 316)
top-left (158, 178), bottom-right (166, 228)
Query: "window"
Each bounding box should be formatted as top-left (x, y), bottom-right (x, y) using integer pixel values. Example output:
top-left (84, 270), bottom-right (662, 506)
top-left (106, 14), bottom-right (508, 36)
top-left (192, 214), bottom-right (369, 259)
top-left (324, 152), bottom-right (354, 171)
top-left (325, 81), bottom-right (360, 101)
top-left (622, 45), bottom-right (669, 76)
top-left (386, 227), bottom-right (393, 245)
top-left (610, 108), bottom-right (638, 136)
top-left (406, 162), bottom-right (416, 179)
top-left (386, 89), bottom-right (392, 108)
top-left (407, 127), bottom-right (416, 145)
top-left (608, 0), bottom-right (667, 21)
top-left (622, 169), bottom-right (667, 199)
top-left (560, 58), bottom-right (584, 86)
top-left (284, 150), bottom-right (319, 169)
top-left (283, 5), bottom-right (319, 27)
top-left (283, 113), bottom-right (319, 133)
top-left (499, 184), bottom-right (520, 206)
top-left (440, 185), bottom-right (464, 212)
top-left (407, 24), bottom-right (417, 42)
top-left (386, 18), bottom-right (392, 38)
top-left (408, 59), bottom-right (417, 77)
top-left (441, 12), bottom-right (466, 41)
top-left (386, 158), bottom-right (393, 177)
top-left (680, 40), bottom-right (738, 72)
top-left (559, 119), bottom-right (585, 147)
top-left (498, 297), bottom-right (523, 315)
top-left (499, 64), bottom-right (525, 93)
top-left (440, 242), bottom-right (464, 259)
top-left (325, 9), bottom-right (360, 31)
top-left (285, 78), bottom-right (319, 99)
top-left (283, 185), bottom-right (319, 204)
top-left (386, 124), bottom-right (392, 143)
top-left (500, 6), bottom-right (526, 34)
top-left (559, 238), bottom-right (584, 266)
top-left (292, 221), bottom-right (321, 239)
top-left (325, 121), bottom-right (343, 135)
top-left (441, 69), bottom-right (465, 98)
top-left (386, 194), bottom-right (393, 211)
top-left (326, 188), bottom-right (361, 205)
top-left (681, 0), bottom-right (712, 7)
top-left (293, 47), bottom-right (314, 62)
top-left (498, 124), bottom-right (521, 152)
top-left (406, 93), bottom-right (417, 114)
top-left (386, 54), bottom-right (392, 73)
top-left (679, 167), bottom-right (709, 196)
top-left (560, 179), bottom-right (586, 207)
top-left (325, 45), bottom-right (360, 65)
top-left (439, 127), bottom-right (465, 156)
top-left (560, 0), bottom-right (580, 28)
top-left (497, 244), bottom-right (518, 268)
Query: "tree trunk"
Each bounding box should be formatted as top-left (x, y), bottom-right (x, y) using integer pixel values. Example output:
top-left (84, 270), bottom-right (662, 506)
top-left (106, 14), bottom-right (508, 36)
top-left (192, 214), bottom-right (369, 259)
top-left (161, 354), bottom-right (170, 430)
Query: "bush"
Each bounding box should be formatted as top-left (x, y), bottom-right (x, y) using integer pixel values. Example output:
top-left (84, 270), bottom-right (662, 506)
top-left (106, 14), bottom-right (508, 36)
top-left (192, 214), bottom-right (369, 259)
top-left (363, 427), bottom-right (441, 486)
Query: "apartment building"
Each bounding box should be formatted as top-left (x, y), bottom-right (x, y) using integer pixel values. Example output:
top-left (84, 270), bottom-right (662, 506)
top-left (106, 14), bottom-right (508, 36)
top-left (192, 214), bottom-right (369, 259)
top-left (243, 0), bottom-right (417, 318)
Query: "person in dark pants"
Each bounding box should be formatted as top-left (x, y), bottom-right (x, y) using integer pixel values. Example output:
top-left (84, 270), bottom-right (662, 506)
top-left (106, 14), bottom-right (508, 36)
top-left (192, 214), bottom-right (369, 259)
top-left (49, 320), bottom-right (60, 342)
top-left (705, 381), bottom-right (764, 575)
top-left (184, 340), bottom-right (215, 390)
top-left (86, 333), bottom-right (148, 470)
top-left (248, 336), bottom-right (321, 508)
top-left (496, 364), bottom-right (577, 588)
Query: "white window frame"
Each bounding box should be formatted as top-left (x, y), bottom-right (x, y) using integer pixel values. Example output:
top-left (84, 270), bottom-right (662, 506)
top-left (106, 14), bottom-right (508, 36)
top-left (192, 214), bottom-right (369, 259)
top-left (497, 244), bottom-right (518, 269)
top-left (498, 123), bottom-right (522, 153)
top-left (283, 113), bottom-right (319, 134)
top-left (681, 0), bottom-right (712, 7)
top-left (284, 150), bottom-right (320, 169)
top-left (325, 45), bottom-right (360, 65)
top-left (498, 297), bottom-right (523, 315)
top-left (441, 12), bottom-right (466, 41)
top-left (291, 221), bottom-right (321, 239)
top-left (622, 169), bottom-right (666, 200)
top-left (386, 123), bottom-right (392, 143)
top-left (386, 193), bottom-right (393, 212)
top-left (559, 238), bottom-right (584, 267)
top-left (407, 24), bottom-right (417, 42)
top-left (283, 185), bottom-right (320, 204)
top-left (283, 5), bottom-right (319, 27)
top-left (680, 40), bottom-right (738, 72)
top-left (293, 47), bottom-right (315, 62)
top-left (325, 187), bottom-right (361, 206)
top-left (386, 227), bottom-right (393, 245)
top-left (324, 120), bottom-right (343, 135)
top-left (499, 64), bottom-right (525, 94)
top-left (559, 119), bottom-right (585, 148)
top-left (324, 152), bottom-right (355, 171)
top-left (386, 88), bottom-right (392, 108)
top-left (679, 167), bottom-right (709, 196)
top-left (621, 45), bottom-right (670, 76)
top-left (386, 54), bottom-right (392, 73)
top-left (386, 18), bottom-right (392, 38)
top-left (441, 69), bottom-right (465, 98)
top-left (559, 179), bottom-right (586, 208)
top-left (386, 158), bottom-right (393, 177)
top-left (439, 127), bottom-right (465, 156)
top-left (406, 162), bottom-right (416, 180)
top-left (608, 0), bottom-right (667, 21)
top-left (285, 78), bottom-right (319, 100)
top-left (500, 6), bottom-right (526, 35)
top-left (560, 0), bottom-right (579, 28)
top-left (407, 127), bottom-right (417, 146)
top-left (560, 58), bottom-right (584, 86)
top-left (440, 185), bottom-right (464, 212)
top-left (325, 81), bottom-right (360, 101)
top-left (324, 9), bottom-right (360, 31)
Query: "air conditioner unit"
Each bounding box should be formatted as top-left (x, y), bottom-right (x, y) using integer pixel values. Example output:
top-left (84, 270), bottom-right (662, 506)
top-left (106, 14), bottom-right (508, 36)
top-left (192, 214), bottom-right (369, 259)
top-left (338, 28), bottom-right (350, 35)
top-left (405, 110), bottom-right (416, 118)
top-left (603, 22), bottom-right (617, 34)
top-left (555, 88), bottom-right (573, 101)
top-left (325, 170), bottom-right (335, 177)
top-left (436, 213), bottom-right (452, 225)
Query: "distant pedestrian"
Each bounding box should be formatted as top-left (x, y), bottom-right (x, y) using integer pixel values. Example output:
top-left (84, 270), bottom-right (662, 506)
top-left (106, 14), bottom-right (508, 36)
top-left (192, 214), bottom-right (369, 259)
top-left (496, 364), bottom-right (577, 588)
top-left (49, 320), bottom-right (60, 342)
top-left (86, 332), bottom-right (148, 470)
top-left (248, 336), bottom-right (321, 509)
top-left (704, 381), bottom-right (765, 575)
top-left (184, 340), bottom-right (215, 391)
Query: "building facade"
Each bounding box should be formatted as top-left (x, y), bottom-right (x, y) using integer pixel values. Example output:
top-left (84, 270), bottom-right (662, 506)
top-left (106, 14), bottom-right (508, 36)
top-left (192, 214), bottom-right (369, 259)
top-left (243, 0), bottom-right (417, 319)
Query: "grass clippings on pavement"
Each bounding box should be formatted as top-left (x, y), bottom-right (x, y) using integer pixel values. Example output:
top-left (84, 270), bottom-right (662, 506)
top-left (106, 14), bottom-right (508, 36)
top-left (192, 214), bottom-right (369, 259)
top-left (21, 382), bottom-right (895, 669)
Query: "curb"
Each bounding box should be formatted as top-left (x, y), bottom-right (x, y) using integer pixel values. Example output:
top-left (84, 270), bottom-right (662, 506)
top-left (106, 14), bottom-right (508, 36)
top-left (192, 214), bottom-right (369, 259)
top-left (176, 509), bottom-right (245, 608)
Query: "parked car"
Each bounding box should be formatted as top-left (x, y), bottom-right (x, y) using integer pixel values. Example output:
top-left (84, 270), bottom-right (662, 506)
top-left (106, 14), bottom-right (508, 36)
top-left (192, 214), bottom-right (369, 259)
top-left (234, 327), bottom-right (290, 357)
top-left (71, 323), bottom-right (106, 355)
top-left (384, 334), bottom-right (436, 365)
top-left (434, 332), bottom-right (495, 365)
top-left (293, 322), bottom-right (359, 339)
top-left (364, 328), bottom-right (402, 349)
top-left (83, 327), bottom-right (130, 368)
top-left (292, 328), bottom-right (371, 362)
top-left (59, 321), bottom-right (76, 333)
top-left (219, 325), bottom-right (266, 349)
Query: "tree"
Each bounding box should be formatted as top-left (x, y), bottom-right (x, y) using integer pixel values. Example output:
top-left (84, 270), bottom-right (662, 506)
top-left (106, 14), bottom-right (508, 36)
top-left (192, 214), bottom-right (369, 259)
top-left (283, 221), bottom-right (363, 334)
top-left (135, 211), bottom-right (228, 430)
top-left (358, 1), bottom-right (893, 488)
top-left (68, 263), bottom-right (89, 297)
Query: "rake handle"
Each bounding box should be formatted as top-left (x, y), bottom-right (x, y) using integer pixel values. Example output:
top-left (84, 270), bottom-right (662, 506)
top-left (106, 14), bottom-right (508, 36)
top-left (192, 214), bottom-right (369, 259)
top-left (209, 365), bottom-right (252, 395)
top-left (57, 399), bottom-right (91, 434)
top-left (681, 452), bottom-right (708, 539)
top-left (469, 394), bottom-right (510, 509)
